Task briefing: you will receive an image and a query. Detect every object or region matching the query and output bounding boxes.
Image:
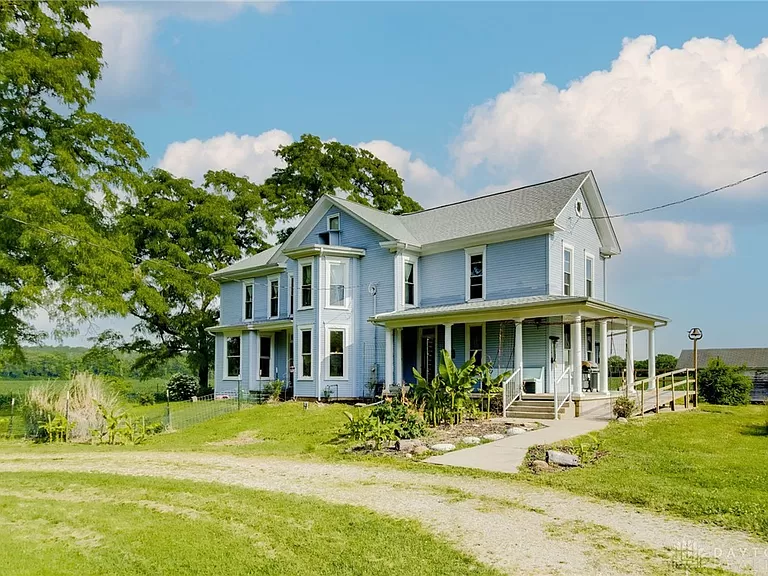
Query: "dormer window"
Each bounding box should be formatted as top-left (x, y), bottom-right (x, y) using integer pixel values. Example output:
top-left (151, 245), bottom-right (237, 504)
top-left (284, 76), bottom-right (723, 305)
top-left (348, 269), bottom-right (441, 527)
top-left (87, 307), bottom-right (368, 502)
top-left (327, 214), bottom-right (340, 231)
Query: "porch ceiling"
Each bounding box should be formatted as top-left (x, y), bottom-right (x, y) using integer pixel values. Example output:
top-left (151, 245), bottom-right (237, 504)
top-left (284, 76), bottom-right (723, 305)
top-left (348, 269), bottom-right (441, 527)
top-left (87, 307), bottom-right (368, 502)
top-left (370, 295), bottom-right (667, 330)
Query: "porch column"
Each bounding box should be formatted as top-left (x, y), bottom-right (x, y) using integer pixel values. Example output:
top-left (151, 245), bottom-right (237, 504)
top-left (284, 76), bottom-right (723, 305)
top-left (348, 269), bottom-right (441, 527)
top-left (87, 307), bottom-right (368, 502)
top-left (571, 315), bottom-right (583, 396)
top-left (514, 320), bottom-right (524, 387)
top-left (599, 320), bottom-right (609, 394)
top-left (250, 331), bottom-right (259, 391)
top-left (384, 327), bottom-right (394, 393)
top-left (626, 322), bottom-right (635, 392)
top-left (647, 327), bottom-right (656, 390)
top-left (444, 323), bottom-right (453, 359)
top-left (394, 328), bottom-right (403, 387)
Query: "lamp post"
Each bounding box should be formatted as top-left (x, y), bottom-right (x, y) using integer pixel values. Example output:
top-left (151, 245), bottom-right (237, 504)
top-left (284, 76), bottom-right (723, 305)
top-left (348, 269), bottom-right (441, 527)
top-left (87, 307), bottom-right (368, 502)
top-left (688, 327), bottom-right (703, 408)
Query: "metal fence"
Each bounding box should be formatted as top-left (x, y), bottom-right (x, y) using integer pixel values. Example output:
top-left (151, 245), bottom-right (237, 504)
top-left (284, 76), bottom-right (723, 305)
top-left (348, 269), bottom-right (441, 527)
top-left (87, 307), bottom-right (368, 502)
top-left (160, 390), bottom-right (264, 432)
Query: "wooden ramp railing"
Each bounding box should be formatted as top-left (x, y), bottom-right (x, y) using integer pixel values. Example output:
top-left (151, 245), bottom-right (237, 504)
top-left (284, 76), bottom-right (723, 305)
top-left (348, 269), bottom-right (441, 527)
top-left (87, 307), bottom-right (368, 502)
top-left (631, 368), bottom-right (697, 415)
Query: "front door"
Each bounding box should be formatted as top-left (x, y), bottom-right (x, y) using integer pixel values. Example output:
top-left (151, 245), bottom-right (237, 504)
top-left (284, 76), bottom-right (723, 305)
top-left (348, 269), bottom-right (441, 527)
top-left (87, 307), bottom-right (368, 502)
top-left (419, 327), bottom-right (436, 383)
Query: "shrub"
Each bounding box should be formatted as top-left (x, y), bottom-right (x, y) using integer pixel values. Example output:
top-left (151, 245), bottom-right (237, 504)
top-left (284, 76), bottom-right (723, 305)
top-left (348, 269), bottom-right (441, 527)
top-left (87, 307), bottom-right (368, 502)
top-left (698, 358), bottom-right (753, 406)
top-left (167, 373), bottom-right (198, 401)
top-left (370, 397), bottom-right (426, 439)
top-left (263, 380), bottom-right (284, 402)
top-left (137, 392), bottom-right (155, 406)
top-left (342, 410), bottom-right (397, 450)
top-left (613, 396), bottom-right (636, 419)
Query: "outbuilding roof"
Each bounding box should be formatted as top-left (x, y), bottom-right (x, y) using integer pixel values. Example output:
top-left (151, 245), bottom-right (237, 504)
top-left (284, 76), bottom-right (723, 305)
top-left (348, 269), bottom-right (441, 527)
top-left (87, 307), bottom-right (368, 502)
top-left (677, 348), bottom-right (768, 369)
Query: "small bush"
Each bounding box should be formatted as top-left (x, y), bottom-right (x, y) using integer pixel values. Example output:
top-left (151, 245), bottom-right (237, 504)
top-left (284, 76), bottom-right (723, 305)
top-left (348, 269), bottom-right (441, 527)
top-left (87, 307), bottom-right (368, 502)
top-left (263, 380), bottom-right (284, 402)
top-left (137, 392), bottom-right (155, 406)
top-left (370, 397), bottom-right (426, 439)
top-left (342, 410), bottom-right (396, 450)
top-left (698, 358), bottom-right (753, 406)
top-left (167, 373), bottom-right (198, 401)
top-left (613, 396), bottom-right (636, 419)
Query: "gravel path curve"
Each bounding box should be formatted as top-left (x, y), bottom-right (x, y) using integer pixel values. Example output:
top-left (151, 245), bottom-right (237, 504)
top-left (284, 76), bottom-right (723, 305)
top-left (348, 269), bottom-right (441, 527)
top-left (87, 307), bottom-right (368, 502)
top-left (0, 452), bottom-right (764, 575)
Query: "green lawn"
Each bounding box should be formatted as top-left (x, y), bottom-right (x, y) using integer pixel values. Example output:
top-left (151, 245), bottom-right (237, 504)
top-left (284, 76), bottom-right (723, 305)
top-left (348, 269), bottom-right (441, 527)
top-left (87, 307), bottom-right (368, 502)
top-left (0, 471), bottom-right (498, 576)
top-left (525, 404), bottom-right (768, 539)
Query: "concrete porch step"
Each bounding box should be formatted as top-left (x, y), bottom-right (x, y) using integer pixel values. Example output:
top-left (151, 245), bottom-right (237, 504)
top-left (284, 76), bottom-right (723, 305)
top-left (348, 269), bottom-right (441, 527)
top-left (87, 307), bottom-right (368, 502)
top-left (503, 409), bottom-right (566, 420)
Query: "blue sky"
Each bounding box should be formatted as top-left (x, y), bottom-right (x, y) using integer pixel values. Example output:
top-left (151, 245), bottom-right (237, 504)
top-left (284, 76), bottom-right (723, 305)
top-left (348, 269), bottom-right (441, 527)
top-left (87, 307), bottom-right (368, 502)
top-left (55, 1), bottom-right (768, 356)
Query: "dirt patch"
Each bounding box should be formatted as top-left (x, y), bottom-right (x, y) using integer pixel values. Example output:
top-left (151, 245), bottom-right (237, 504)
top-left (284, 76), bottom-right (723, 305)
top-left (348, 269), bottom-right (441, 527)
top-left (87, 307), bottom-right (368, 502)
top-left (430, 419), bottom-right (543, 446)
top-left (207, 430), bottom-right (265, 446)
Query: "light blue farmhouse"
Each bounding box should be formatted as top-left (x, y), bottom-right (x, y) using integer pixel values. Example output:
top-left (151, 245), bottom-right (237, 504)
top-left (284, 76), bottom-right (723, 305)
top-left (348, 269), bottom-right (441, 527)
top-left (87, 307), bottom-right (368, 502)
top-left (210, 171), bottom-right (668, 418)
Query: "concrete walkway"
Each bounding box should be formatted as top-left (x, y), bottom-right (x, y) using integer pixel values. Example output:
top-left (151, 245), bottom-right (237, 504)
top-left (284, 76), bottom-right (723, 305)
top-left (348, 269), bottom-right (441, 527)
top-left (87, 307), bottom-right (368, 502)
top-left (425, 417), bottom-right (611, 473)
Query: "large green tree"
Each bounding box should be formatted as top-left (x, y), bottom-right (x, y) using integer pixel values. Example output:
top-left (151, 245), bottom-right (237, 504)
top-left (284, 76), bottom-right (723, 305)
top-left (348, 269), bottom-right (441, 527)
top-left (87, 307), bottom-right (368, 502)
top-left (0, 1), bottom-right (145, 357)
top-left (118, 169), bottom-right (272, 390)
top-left (263, 134), bottom-right (423, 240)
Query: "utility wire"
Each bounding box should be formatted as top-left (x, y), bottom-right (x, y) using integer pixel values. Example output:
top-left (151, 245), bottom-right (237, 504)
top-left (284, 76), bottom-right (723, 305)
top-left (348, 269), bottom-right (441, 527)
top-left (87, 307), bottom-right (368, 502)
top-left (582, 169), bottom-right (768, 220)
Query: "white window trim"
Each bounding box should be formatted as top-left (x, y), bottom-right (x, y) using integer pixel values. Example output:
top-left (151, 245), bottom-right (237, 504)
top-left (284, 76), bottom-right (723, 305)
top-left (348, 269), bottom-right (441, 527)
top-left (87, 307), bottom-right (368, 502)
top-left (298, 325), bottom-right (313, 381)
top-left (267, 275), bottom-right (280, 319)
top-left (465, 245), bottom-right (487, 302)
top-left (298, 258), bottom-right (314, 310)
top-left (403, 255), bottom-right (418, 308)
top-left (584, 251), bottom-right (595, 298)
top-left (223, 333), bottom-right (242, 380)
top-left (288, 273), bottom-right (294, 316)
top-left (465, 323), bottom-right (486, 365)
top-left (242, 282), bottom-right (254, 321)
top-left (562, 243), bottom-right (574, 297)
top-left (327, 213), bottom-right (340, 231)
top-left (325, 325), bottom-right (349, 381)
top-left (325, 257), bottom-right (349, 310)
top-left (257, 332), bottom-right (275, 380)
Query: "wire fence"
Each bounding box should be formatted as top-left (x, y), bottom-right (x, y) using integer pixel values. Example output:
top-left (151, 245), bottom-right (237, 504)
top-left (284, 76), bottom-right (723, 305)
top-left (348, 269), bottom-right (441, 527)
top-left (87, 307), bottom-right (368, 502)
top-left (159, 390), bottom-right (265, 432)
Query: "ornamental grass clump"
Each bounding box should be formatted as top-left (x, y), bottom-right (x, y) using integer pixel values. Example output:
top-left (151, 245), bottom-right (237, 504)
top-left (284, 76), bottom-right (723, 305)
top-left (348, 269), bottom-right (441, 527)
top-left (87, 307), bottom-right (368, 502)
top-left (25, 373), bottom-right (121, 442)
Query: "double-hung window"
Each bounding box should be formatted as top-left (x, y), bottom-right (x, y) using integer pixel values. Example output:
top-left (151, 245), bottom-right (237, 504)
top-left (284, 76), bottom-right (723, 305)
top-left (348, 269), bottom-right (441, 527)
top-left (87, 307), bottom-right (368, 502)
top-left (563, 324), bottom-right (572, 365)
top-left (585, 253), bottom-right (594, 298)
top-left (563, 245), bottom-right (573, 296)
top-left (467, 325), bottom-right (484, 363)
top-left (465, 246), bottom-right (486, 301)
top-left (327, 259), bottom-right (348, 308)
top-left (268, 276), bottom-right (279, 318)
top-left (244, 284), bottom-right (253, 320)
top-left (404, 260), bottom-right (415, 306)
top-left (289, 275), bottom-right (294, 315)
top-left (327, 214), bottom-right (340, 231)
top-left (300, 260), bottom-right (313, 309)
top-left (327, 328), bottom-right (346, 379)
top-left (299, 327), bottom-right (312, 379)
top-left (225, 336), bottom-right (241, 378)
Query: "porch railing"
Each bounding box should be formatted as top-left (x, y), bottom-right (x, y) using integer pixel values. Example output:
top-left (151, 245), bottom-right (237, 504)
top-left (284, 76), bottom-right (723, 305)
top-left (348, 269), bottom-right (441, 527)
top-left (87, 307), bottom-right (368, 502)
top-left (553, 366), bottom-right (572, 421)
top-left (631, 368), bottom-right (697, 415)
top-left (501, 368), bottom-right (522, 418)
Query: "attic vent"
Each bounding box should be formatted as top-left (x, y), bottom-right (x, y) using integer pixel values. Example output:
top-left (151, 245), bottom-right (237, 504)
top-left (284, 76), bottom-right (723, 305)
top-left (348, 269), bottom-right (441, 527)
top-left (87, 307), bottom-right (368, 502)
top-left (575, 200), bottom-right (583, 217)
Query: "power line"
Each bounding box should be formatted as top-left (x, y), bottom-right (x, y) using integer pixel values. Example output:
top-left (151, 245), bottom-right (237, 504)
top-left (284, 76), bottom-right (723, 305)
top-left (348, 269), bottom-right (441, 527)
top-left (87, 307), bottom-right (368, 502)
top-left (581, 169), bottom-right (768, 220)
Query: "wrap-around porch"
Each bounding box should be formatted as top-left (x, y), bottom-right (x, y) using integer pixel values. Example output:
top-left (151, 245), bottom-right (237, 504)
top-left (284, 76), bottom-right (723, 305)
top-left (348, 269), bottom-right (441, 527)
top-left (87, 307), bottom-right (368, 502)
top-left (372, 296), bottom-right (668, 418)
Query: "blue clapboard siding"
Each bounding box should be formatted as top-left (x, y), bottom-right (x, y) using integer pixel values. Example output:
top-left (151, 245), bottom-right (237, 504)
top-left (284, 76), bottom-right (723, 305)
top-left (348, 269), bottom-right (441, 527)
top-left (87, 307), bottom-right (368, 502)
top-left (419, 250), bottom-right (465, 306)
top-left (486, 237), bottom-right (548, 300)
top-left (549, 188), bottom-right (605, 300)
top-left (219, 282), bottom-right (243, 326)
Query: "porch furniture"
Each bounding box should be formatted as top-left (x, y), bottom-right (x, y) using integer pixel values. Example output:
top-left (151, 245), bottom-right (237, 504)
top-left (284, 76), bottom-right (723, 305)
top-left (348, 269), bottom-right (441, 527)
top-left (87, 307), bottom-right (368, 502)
top-left (522, 367), bottom-right (545, 394)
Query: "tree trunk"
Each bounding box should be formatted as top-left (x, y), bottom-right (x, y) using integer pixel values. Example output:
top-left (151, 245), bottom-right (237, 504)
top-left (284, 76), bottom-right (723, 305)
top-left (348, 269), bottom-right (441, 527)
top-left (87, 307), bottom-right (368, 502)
top-left (198, 361), bottom-right (209, 393)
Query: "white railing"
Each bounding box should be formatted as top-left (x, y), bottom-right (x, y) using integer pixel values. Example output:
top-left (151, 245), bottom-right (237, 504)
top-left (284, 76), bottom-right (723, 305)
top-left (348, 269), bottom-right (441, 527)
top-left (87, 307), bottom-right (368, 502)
top-left (553, 366), bottom-right (572, 420)
top-left (501, 368), bottom-right (522, 418)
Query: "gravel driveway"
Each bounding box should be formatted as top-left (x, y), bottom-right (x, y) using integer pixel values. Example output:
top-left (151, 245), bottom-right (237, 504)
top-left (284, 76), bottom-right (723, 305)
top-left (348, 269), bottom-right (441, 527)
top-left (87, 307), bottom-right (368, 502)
top-left (0, 452), bottom-right (764, 575)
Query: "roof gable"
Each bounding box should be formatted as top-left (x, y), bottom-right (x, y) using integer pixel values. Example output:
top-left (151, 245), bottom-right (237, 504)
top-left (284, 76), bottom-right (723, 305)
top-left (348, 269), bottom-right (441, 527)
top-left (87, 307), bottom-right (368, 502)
top-left (210, 243), bottom-right (286, 280)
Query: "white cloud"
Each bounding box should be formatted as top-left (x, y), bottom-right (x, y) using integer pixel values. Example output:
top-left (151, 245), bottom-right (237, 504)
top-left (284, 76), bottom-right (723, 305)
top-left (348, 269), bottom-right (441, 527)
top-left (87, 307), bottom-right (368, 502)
top-left (621, 220), bottom-right (734, 258)
top-left (454, 35), bottom-right (768, 196)
top-left (357, 140), bottom-right (464, 208)
top-left (157, 130), bottom-right (293, 184)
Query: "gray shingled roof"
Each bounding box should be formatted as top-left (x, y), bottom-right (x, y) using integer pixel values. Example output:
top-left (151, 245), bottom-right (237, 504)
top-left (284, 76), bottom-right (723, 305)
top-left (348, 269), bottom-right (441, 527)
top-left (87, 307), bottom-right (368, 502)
top-left (332, 196), bottom-right (421, 245)
top-left (211, 243), bottom-right (285, 278)
top-left (400, 172), bottom-right (589, 245)
top-left (677, 348), bottom-right (768, 369)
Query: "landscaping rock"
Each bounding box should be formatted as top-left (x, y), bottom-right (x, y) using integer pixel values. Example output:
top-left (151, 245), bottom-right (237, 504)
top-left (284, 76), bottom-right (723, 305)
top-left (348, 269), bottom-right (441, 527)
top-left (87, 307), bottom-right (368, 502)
top-left (531, 459), bottom-right (550, 472)
top-left (482, 433), bottom-right (505, 441)
top-left (430, 443), bottom-right (456, 452)
top-left (546, 450), bottom-right (580, 467)
top-left (506, 427), bottom-right (526, 436)
top-left (412, 445), bottom-right (430, 455)
top-left (617, 417), bottom-right (629, 423)
top-left (462, 436), bottom-right (481, 445)
top-left (395, 439), bottom-right (424, 452)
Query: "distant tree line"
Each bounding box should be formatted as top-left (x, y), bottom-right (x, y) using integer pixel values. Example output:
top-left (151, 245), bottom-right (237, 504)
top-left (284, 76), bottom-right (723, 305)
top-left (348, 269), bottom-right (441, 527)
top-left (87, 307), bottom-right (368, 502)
top-left (0, 346), bottom-right (190, 380)
top-left (607, 354), bottom-right (679, 375)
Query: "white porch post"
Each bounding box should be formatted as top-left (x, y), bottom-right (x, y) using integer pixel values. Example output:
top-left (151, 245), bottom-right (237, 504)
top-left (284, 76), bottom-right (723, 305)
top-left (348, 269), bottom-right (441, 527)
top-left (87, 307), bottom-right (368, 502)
top-left (599, 320), bottom-right (609, 394)
top-left (250, 331), bottom-right (259, 391)
top-left (394, 328), bottom-right (403, 387)
top-left (444, 323), bottom-right (453, 359)
top-left (626, 322), bottom-right (635, 392)
top-left (571, 315), bottom-right (583, 396)
top-left (514, 320), bottom-right (524, 389)
top-left (647, 327), bottom-right (656, 390)
top-left (384, 327), bottom-right (393, 393)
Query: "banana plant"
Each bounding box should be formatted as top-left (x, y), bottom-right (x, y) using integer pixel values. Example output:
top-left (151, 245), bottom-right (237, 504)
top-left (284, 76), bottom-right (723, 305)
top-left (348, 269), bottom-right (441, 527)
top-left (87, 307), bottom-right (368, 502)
top-left (438, 349), bottom-right (477, 425)
top-left (478, 363), bottom-right (511, 419)
top-left (411, 368), bottom-right (443, 426)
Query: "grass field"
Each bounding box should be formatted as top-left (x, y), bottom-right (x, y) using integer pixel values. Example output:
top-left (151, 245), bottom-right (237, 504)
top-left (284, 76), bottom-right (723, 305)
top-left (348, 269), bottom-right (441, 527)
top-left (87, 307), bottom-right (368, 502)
top-left (0, 377), bottom-right (166, 397)
top-left (0, 471), bottom-right (499, 576)
top-left (525, 404), bottom-right (768, 539)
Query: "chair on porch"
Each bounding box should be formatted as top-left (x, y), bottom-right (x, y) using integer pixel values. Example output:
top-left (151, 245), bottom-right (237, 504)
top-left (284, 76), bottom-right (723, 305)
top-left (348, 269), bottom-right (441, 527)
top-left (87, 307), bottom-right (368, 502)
top-left (522, 367), bottom-right (545, 394)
